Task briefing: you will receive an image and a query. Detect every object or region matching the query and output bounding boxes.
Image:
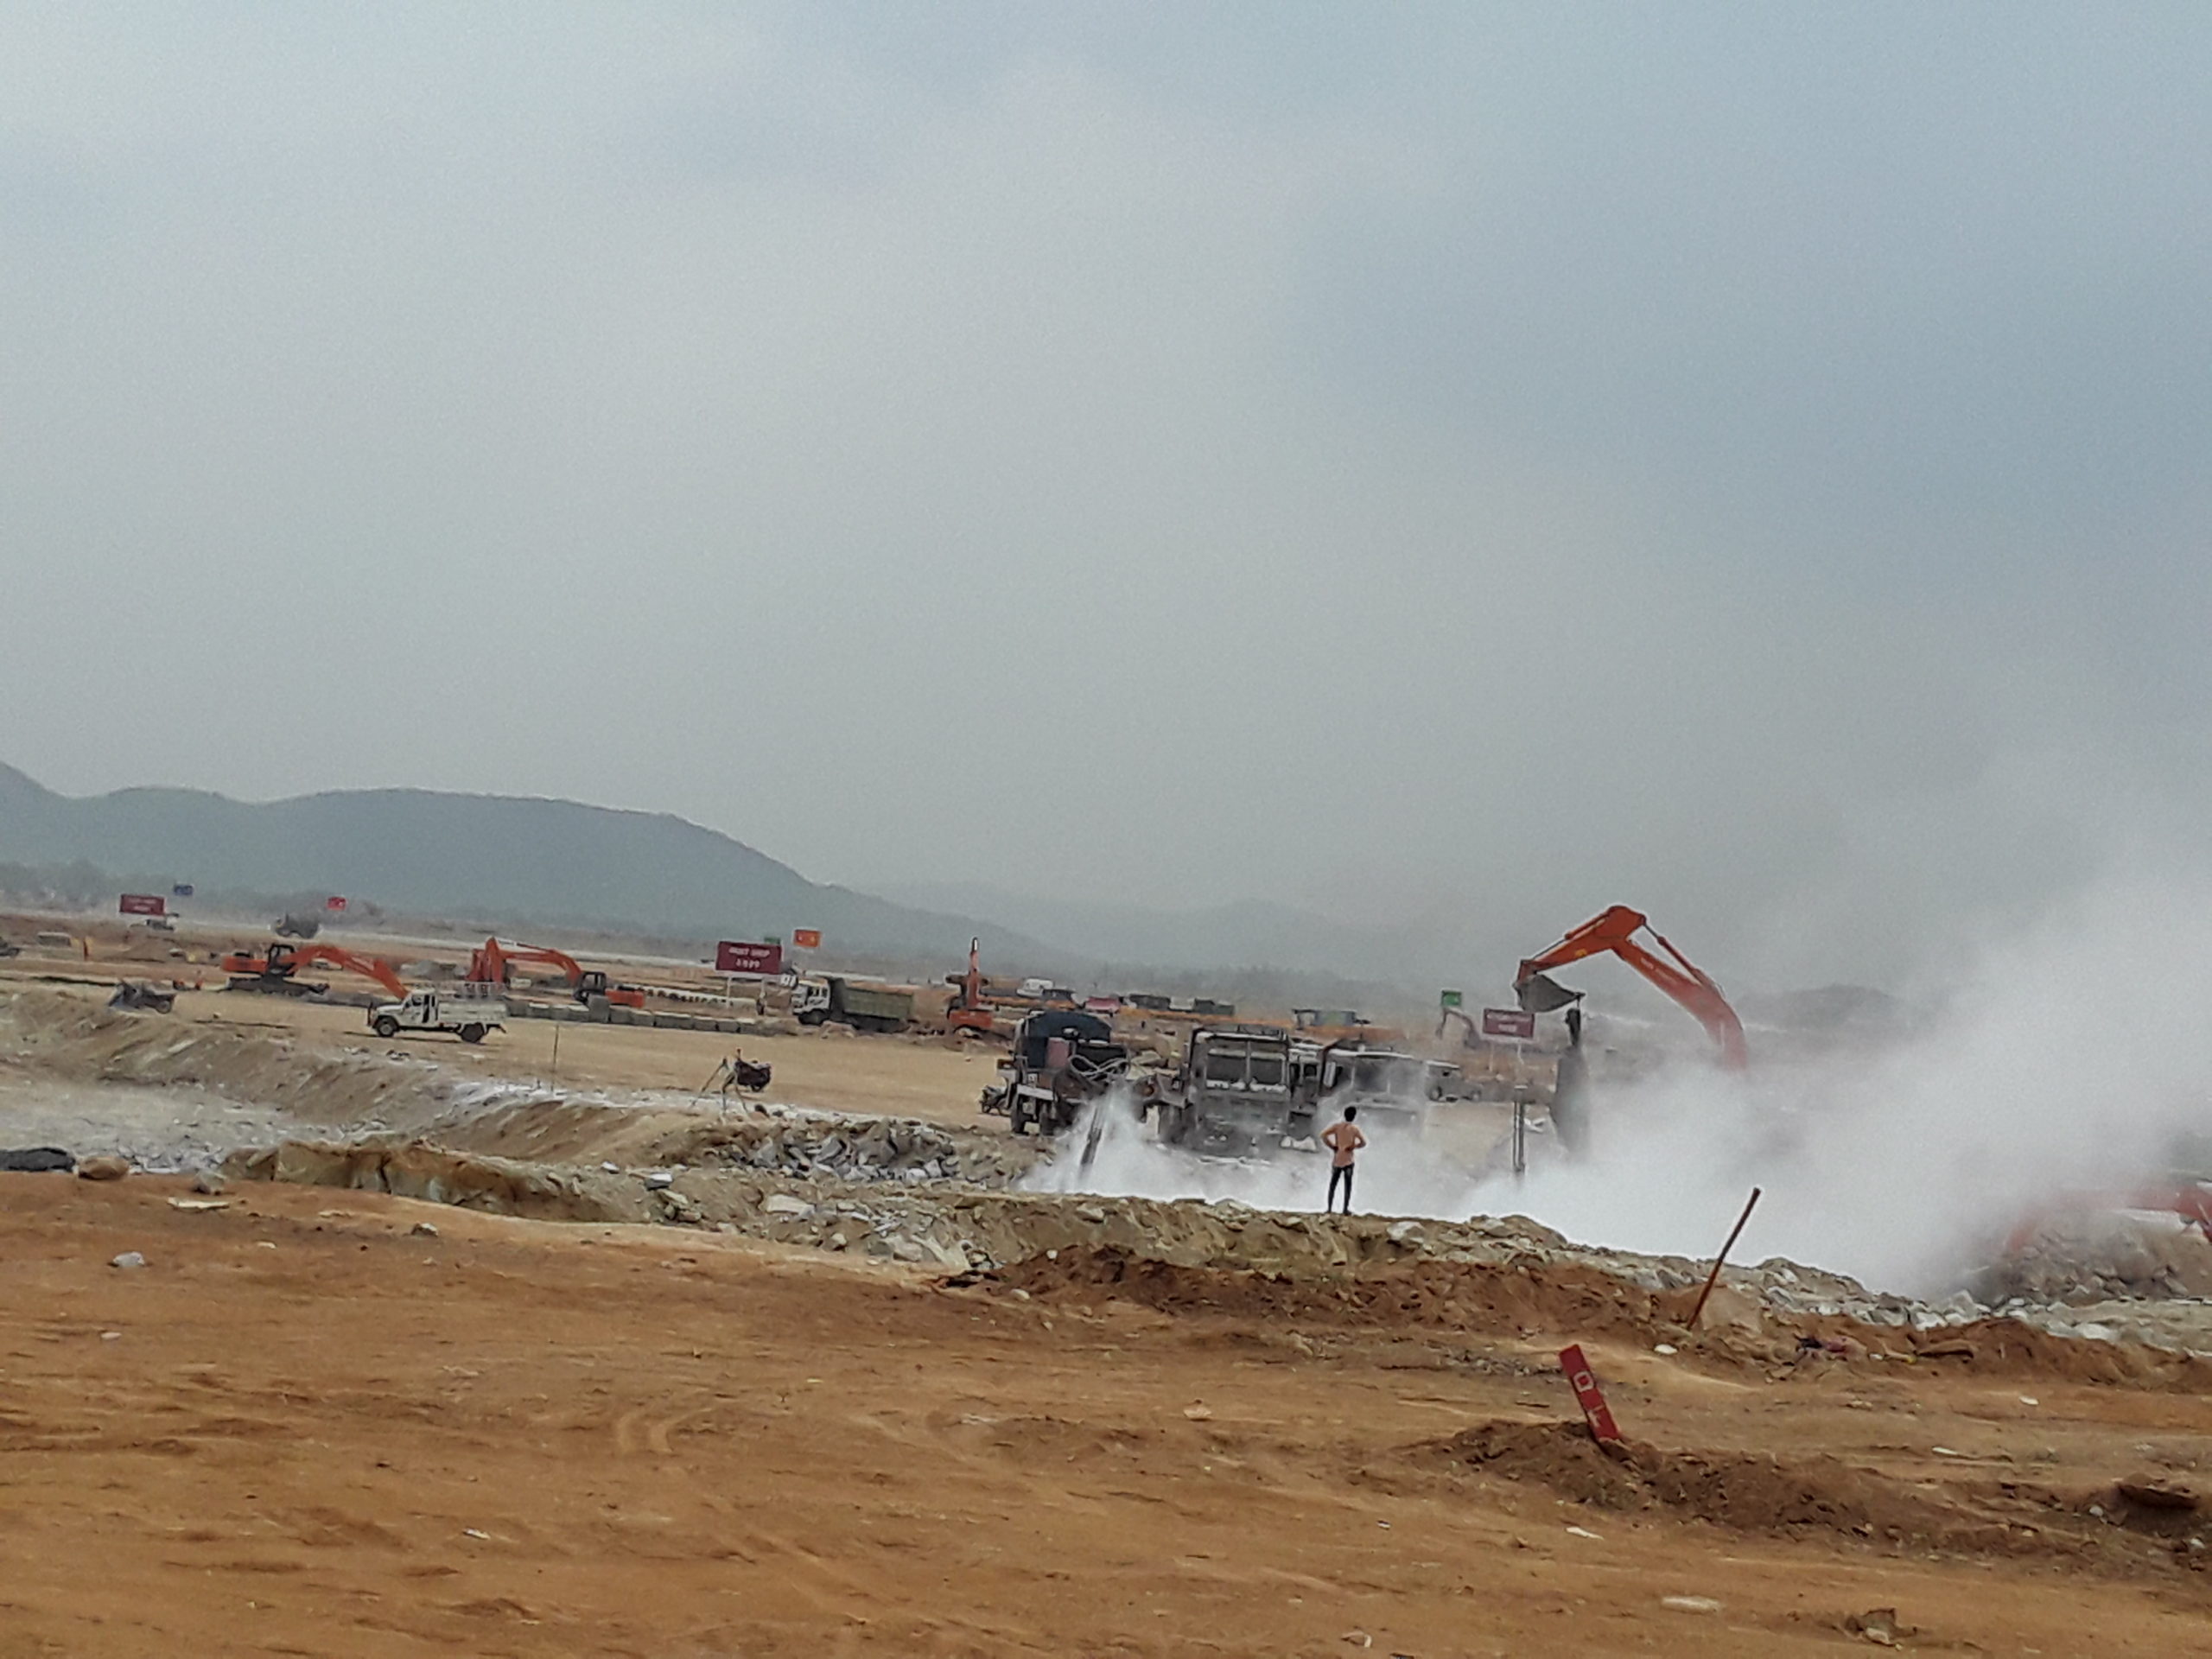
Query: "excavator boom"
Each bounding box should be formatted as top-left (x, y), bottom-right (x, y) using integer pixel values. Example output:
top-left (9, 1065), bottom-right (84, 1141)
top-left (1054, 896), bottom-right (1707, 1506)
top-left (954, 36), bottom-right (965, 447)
top-left (468, 938), bottom-right (585, 986)
top-left (1516, 905), bottom-right (1749, 1070)
top-left (223, 942), bottom-right (409, 1001)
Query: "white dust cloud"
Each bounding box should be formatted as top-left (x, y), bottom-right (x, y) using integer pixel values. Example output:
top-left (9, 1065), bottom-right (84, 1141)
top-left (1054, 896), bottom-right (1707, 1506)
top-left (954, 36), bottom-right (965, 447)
top-left (1034, 864), bottom-right (2212, 1295)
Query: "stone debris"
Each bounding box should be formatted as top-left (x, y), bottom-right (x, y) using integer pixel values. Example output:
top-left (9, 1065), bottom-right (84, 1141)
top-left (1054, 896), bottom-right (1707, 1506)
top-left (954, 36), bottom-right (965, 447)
top-left (1976, 1208), bottom-right (2212, 1306)
top-left (110, 1251), bottom-right (146, 1269)
top-left (77, 1155), bottom-right (131, 1182)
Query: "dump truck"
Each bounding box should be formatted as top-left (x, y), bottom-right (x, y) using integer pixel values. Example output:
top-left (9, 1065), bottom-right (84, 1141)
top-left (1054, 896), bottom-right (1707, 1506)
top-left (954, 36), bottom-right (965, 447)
top-left (1151, 1025), bottom-right (1319, 1154)
top-left (982, 1008), bottom-right (1132, 1135)
top-left (791, 976), bottom-right (913, 1033)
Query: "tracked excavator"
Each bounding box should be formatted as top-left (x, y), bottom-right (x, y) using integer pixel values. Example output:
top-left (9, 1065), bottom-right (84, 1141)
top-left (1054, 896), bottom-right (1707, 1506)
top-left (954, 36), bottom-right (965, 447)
top-left (222, 942), bottom-right (409, 1001)
top-left (944, 938), bottom-right (996, 1037)
top-left (467, 938), bottom-right (646, 1009)
top-left (1515, 906), bottom-right (1749, 1071)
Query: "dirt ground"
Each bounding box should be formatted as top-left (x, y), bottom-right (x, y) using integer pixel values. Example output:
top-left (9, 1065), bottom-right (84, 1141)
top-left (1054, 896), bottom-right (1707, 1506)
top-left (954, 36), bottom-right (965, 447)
top-left (1, 1175), bottom-right (2205, 1656)
top-left (4, 961), bottom-right (2210, 1654)
top-left (1, 960), bottom-right (1002, 1130)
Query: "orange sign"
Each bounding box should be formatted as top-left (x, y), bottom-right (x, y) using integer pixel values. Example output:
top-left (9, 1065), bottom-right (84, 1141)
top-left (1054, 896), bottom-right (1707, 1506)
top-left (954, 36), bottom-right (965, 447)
top-left (792, 929), bottom-right (822, 950)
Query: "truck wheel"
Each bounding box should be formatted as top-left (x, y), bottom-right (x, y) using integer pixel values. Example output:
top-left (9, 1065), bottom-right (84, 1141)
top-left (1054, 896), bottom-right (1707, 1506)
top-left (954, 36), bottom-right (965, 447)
top-left (373, 1015), bottom-right (399, 1039)
top-left (458, 1024), bottom-right (486, 1045)
top-left (1009, 1097), bottom-right (1030, 1135)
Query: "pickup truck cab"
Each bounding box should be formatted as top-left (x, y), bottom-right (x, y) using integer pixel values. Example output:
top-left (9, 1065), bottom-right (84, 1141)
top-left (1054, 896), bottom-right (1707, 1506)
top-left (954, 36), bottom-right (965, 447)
top-left (370, 988), bottom-right (505, 1044)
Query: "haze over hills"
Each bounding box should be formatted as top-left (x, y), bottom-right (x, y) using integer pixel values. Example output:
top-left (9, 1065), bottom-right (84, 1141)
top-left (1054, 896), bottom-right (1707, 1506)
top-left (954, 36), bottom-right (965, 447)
top-left (0, 762), bottom-right (1052, 966)
top-left (877, 880), bottom-right (1452, 989)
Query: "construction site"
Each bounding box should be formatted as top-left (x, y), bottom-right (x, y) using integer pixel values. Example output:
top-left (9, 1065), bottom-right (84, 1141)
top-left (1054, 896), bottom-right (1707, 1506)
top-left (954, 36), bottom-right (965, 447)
top-left (1, 893), bottom-right (2207, 1655)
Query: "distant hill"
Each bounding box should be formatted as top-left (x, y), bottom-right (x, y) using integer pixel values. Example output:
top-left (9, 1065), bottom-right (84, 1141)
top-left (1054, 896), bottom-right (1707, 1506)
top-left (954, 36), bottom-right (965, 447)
top-left (0, 762), bottom-right (1046, 965)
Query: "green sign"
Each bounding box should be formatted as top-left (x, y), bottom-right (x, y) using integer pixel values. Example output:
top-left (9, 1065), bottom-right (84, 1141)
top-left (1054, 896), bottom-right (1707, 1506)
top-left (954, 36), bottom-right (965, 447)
top-left (1440, 988), bottom-right (1464, 1009)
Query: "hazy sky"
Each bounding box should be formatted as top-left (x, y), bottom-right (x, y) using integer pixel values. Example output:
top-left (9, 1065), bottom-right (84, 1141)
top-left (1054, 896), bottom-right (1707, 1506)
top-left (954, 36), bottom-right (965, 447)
top-left (4, 3), bottom-right (2208, 988)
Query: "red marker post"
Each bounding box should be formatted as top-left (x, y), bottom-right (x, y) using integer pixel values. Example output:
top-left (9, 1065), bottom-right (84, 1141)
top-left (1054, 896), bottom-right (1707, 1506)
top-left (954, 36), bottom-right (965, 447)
top-left (1558, 1344), bottom-right (1622, 1446)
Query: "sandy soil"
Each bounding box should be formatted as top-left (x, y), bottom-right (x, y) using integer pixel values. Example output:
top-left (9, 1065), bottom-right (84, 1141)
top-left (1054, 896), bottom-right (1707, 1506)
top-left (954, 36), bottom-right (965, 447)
top-left (4, 969), bottom-right (2210, 1654)
top-left (0, 1175), bottom-right (2204, 1656)
top-left (0, 964), bottom-right (1002, 1130)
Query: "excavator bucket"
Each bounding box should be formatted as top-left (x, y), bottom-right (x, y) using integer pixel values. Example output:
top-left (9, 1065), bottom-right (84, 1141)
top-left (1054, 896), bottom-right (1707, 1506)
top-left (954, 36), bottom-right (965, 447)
top-left (1515, 972), bottom-right (1584, 1014)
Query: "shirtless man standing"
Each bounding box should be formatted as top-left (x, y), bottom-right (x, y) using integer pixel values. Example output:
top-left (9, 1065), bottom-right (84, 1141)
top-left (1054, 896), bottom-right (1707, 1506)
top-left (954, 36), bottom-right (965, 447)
top-left (1321, 1105), bottom-right (1366, 1215)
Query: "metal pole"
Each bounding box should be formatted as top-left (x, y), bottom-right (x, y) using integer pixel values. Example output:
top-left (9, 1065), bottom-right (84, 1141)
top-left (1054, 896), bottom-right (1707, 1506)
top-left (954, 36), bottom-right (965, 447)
top-left (1512, 1099), bottom-right (1527, 1181)
top-left (1687, 1186), bottom-right (1762, 1329)
top-left (550, 1024), bottom-right (561, 1092)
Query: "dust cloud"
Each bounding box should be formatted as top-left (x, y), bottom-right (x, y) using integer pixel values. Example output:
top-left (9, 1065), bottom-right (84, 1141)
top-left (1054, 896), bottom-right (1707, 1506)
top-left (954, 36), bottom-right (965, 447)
top-left (1034, 865), bottom-right (2212, 1296)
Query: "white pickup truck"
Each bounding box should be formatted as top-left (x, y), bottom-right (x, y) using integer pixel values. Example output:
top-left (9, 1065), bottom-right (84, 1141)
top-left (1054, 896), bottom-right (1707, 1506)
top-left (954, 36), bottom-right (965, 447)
top-left (369, 988), bottom-right (505, 1044)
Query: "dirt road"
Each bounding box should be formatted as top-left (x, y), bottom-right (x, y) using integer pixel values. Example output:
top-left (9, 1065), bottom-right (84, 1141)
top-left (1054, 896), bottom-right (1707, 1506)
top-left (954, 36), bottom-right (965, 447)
top-left (3, 1175), bottom-right (2205, 1656)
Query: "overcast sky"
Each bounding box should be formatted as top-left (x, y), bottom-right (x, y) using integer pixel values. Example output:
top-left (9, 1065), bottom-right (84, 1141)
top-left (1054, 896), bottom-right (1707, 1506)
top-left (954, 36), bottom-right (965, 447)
top-left (3, 3), bottom-right (2207, 988)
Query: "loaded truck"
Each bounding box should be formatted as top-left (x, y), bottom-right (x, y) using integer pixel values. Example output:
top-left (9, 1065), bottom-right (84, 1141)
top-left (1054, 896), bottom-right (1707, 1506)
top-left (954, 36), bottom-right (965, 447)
top-left (791, 976), bottom-right (913, 1034)
top-left (1150, 1025), bottom-right (1320, 1154)
top-left (370, 988), bottom-right (505, 1044)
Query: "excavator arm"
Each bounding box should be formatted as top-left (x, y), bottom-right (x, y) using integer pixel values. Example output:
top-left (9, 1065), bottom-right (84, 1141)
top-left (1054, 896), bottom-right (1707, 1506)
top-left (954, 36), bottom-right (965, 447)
top-left (294, 944), bottom-right (410, 1001)
top-left (468, 938), bottom-right (584, 987)
top-left (224, 942), bottom-right (409, 1001)
top-left (1515, 905), bottom-right (1749, 1070)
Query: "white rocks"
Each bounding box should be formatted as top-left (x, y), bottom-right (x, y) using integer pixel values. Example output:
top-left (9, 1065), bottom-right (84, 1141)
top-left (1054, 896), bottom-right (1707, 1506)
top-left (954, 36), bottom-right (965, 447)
top-left (110, 1251), bottom-right (146, 1269)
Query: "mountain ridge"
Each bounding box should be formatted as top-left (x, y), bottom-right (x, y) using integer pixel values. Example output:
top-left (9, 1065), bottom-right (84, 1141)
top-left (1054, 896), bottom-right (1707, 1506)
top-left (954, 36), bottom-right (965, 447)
top-left (0, 762), bottom-right (1048, 964)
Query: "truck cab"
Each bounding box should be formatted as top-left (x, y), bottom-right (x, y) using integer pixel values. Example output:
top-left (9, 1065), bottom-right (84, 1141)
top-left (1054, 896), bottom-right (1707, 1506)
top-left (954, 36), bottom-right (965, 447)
top-left (1316, 1046), bottom-right (1454, 1136)
top-left (371, 988), bottom-right (505, 1044)
top-left (1156, 1026), bottom-right (1313, 1152)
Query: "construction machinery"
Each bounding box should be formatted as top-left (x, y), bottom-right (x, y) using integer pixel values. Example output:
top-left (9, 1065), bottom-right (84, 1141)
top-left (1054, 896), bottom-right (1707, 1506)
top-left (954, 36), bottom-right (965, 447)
top-left (982, 1008), bottom-right (1132, 1135)
top-left (467, 938), bottom-right (645, 1009)
top-left (1151, 1025), bottom-right (1320, 1153)
top-left (792, 976), bottom-right (914, 1033)
top-left (222, 942), bottom-right (409, 1001)
top-left (1515, 906), bottom-right (1749, 1071)
top-left (1313, 1046), bottom-right (1456, 1136)
top-left (944, 938), bottom-right (996, 1037)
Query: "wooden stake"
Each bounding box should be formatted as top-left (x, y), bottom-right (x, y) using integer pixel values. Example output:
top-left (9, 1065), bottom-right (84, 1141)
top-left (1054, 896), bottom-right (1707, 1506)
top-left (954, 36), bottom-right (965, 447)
top-left (1687, 1186), bottom-right (1762, 1329)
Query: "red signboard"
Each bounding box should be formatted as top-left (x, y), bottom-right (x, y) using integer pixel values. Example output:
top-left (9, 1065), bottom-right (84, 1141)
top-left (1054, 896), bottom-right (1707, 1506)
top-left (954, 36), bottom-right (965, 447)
top-left (1482, 1007), bottom-right (1537, 1040)
top-left (791, 929), bottom-right (822, 950)
top-left (325, 895), bottom-right (348, 912)
top-left (118, 893), bottom-right (167, 917)
top-left (1559, 1344), bottom-right (1623, 1445)
top-left (715, 940), bottom-right (784, 976)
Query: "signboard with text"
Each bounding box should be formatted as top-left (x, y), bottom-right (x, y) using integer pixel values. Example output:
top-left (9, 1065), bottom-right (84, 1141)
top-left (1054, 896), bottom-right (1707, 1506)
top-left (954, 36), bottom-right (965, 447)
top-left (326, 895), bottom-right (348, 912)
top-left (1481, 1007), bottom-right (1537, 1040)
top-left (791, 929), bottom-right (822, 950)
top-left (715, 940), bottom-right (785, 976)
top-left (118, 893), bottom-right (167, 917)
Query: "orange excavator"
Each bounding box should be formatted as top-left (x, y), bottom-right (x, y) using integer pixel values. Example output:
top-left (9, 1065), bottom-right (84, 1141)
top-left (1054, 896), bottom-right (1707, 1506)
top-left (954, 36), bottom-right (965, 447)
top-left (944, 938), bottom-right (996, 1037)
top-left (222, 941), bottom-right (409, 1001)
top-left (467, 938), bottom-right (645, 1009)
top-left (1515, 906), bottom-right (1749, 1071)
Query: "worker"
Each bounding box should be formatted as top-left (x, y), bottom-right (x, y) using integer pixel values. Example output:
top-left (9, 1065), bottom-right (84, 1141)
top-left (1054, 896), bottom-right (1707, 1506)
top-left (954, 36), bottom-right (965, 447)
top-left (1321, 1105), bottom-right (1366, 1215)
